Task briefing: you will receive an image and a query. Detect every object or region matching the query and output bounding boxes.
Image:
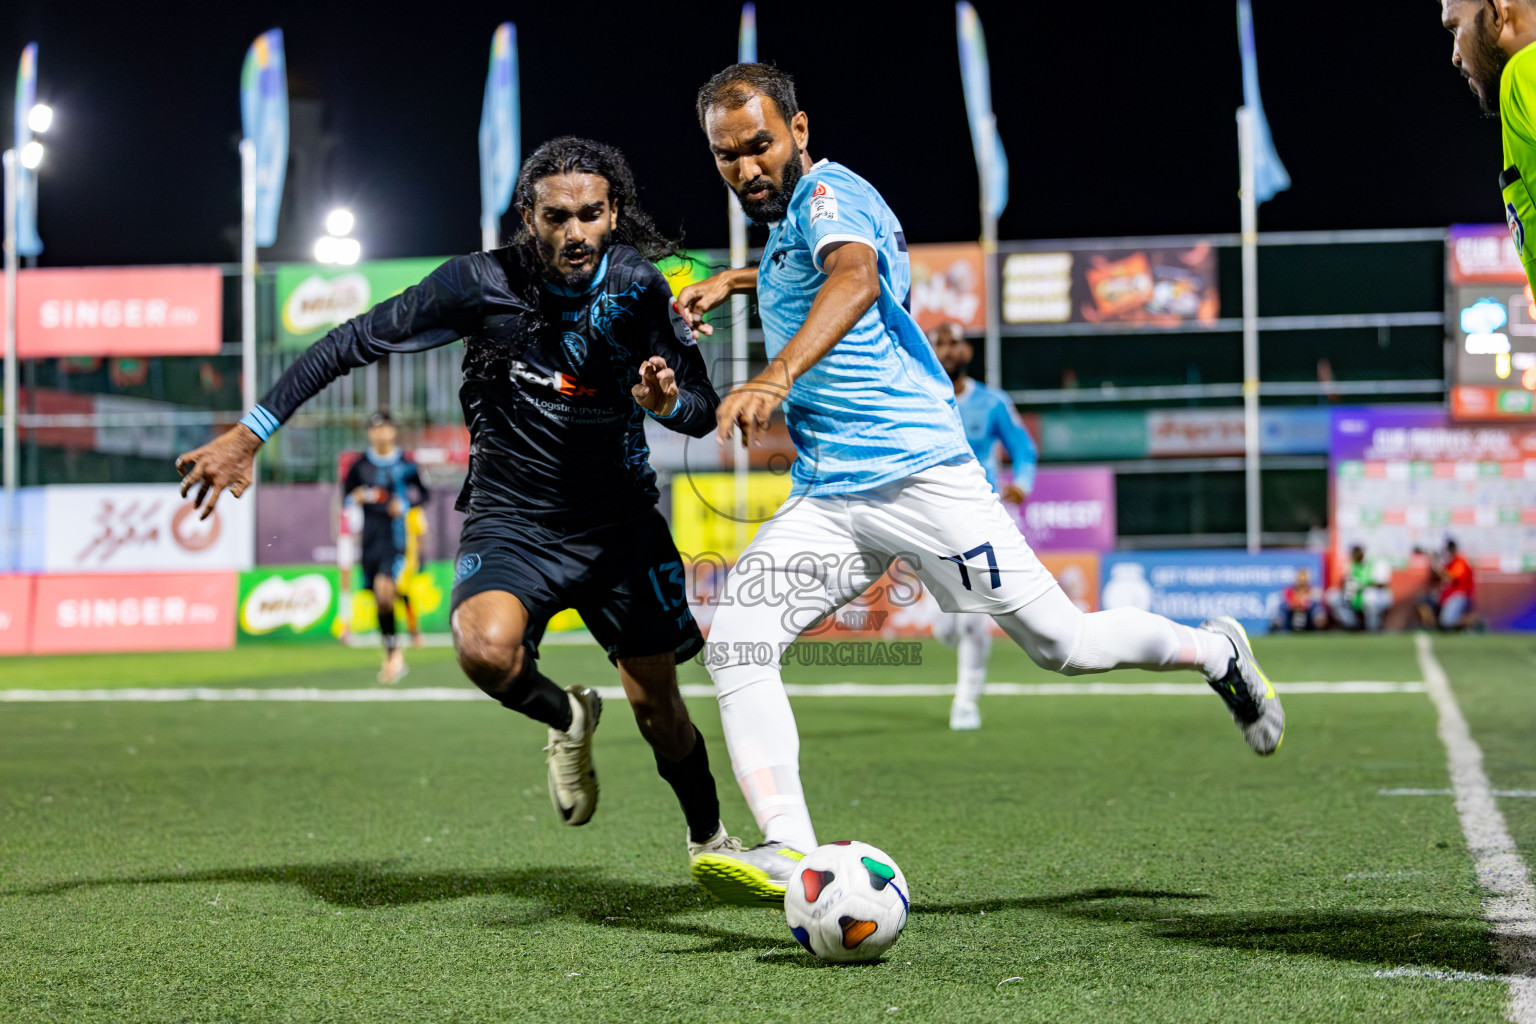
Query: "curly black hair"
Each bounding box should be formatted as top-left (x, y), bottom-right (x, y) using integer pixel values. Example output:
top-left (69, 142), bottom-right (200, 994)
top-left (505, 136), bottom-right (681, 264)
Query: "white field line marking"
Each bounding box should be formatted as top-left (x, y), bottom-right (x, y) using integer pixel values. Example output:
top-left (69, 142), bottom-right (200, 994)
top-left (1416, 633), bottom-right (1536, 1019)
top-left (0, 681), bottom-right (1425, 703)
top-left (1380, 788), bottom-right (1536, 799)
top-left (1374, 966), bottom-right (1503, 983)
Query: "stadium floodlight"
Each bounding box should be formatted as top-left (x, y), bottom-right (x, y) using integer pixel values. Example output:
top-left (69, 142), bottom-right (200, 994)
top-left (325, 207), bottom-right (355, 237)
top-left (19, 141), bottom-right (43, 170)
top-left (314, 235), bottom-right (361, 265)
top-left (27, 103), bottom-right (53, 134)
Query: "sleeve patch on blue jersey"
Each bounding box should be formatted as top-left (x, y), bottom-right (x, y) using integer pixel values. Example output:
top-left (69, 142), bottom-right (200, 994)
top-left (809, 181), bottom-right (838, 224)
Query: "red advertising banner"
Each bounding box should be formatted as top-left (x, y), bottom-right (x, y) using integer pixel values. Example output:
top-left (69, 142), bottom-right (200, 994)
top-left (30, 572), bottom-right (237, 654)
top-left (0, 577), bottom-right (34, 655)
top-left (908, 243), bottom-right (986, 332)
top-left (0, 266), bottom-right (222, 358)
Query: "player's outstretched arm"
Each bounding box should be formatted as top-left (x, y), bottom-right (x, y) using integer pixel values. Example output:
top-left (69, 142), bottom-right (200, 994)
top-left (674, 267), bottom-right (757, 338)
top-left (715, 242), bottom-right (879, 448)
top-left (632, 265), bottom-right (722, 437)
top-left (176, 254), bottom-right (504, 515)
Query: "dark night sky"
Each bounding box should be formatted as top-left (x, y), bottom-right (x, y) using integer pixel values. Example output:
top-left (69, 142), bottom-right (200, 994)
top-left (0, 1), bottom-right (1508, 267)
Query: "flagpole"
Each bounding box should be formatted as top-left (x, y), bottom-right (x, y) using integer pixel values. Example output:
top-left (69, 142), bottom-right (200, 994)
top-left (1238, 106), bottom-right (1261, 554)
top-left (240, 137), bottom-right (258, 486)
top-left (730, 191), bottom-right (749, 554)
top-left (3, 148), bottom-right (18, 513)
top-left (731, 3), bottom-right (755, 554)
top-left (980, 113), bottom-right (1001, 388)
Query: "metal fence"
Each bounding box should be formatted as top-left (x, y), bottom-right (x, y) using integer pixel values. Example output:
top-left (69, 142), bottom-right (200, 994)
top-left (0, 226), bottom-right (1455, 544)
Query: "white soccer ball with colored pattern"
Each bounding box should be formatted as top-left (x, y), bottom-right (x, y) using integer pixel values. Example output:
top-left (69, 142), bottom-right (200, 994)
top-left (783, 840), bottom-right (909, 962)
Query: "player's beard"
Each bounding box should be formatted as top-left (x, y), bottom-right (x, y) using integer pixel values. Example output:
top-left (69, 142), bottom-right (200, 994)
top-left (736, 146), bottom-right (804, 223)
top-left (1466, 14), bottom-right (1508, 117)
top-left (536, 234), bottom-right (611, 290)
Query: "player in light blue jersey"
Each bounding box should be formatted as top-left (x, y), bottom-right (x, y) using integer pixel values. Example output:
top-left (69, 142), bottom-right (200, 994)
top-left (930, 322), bottom-right (1037, 730)
top-left (675, 64), bottom-right (1283, 906)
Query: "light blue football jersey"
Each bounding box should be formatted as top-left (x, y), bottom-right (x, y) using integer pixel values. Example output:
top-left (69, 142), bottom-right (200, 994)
top-left (955, 380), bottom-right (1038, 494)
top-left (754, 160), bottom-right (971, 496)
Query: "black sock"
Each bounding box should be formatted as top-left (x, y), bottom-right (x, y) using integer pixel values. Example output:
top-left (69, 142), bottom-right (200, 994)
top-left (498, 646), bottom-right (572, 731)
top-left (656, 728), bottom-right (722, 844)
top-left (378, 602), bottom-right (397, 654)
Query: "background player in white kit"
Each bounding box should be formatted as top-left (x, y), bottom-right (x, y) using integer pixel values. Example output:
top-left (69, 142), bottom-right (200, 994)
top-left (674, 63), bottom-right (1285, 906)
top-left (929, 321), bottom-right (1038, 731)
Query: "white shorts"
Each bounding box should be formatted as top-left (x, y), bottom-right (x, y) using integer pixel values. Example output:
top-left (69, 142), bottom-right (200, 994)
top-left (714, 457), bottom-right (1054, 640)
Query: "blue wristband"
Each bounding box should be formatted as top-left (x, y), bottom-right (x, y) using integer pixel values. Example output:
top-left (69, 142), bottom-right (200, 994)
top-left (240, 404), bottom-right (280, 441)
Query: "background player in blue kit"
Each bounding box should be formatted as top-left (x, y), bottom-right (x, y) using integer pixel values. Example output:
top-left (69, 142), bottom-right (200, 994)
top-left (675, 63), bottom-right (1285, 905)
top-left (341, 410), bottom-right (428, 684)
top-left (930, 321), bottom-right (1037, 730)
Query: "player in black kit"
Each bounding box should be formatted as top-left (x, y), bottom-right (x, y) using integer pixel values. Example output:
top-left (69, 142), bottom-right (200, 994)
top-left (342, 410), bottom-right (428, 684)
top-left (176, 138), bottom-right (748, 875)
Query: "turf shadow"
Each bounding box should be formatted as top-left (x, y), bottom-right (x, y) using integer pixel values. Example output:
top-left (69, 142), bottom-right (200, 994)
top-left (8, 862), bottom-right (783, 955)
top-left (919, 887), bottom-right (1501, 975)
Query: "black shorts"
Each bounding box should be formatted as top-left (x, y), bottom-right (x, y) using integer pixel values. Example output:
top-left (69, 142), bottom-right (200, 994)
top-left (450, 506), bottom-right (702, 664)
top-left (361, 538), bottom-right (405, 584)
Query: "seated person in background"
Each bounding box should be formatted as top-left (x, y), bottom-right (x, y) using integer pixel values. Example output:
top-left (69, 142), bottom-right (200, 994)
top-left (1276, 568), bottom-right (1324, 632)
top-left (1327, 544), bottom-right (1393, 631)
top-left (1429, 539), bottom-right (1476, 631)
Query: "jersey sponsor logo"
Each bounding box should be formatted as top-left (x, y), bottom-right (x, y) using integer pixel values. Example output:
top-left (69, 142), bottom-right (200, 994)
top-left (1508, 201), bottom-right (1526, 255)
top-left (510, 360), bottom-right (596, 399)
top-left (559, 375), bottom-right (597, 398)
top-left (561, 331), bottom-right (588, 368)
top-left (454, 553), bottom-right (482, 583)
top-left (809, 180), bottom-right (838, 224)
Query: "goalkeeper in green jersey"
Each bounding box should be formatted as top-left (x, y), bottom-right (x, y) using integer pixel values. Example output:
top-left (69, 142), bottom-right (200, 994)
top-left (1443, 0), bottom-right (1536, 281)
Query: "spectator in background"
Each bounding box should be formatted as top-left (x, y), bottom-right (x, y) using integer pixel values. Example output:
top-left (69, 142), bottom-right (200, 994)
top-left (1275, 568), bottom-right (1325, 632)
top-left (1327, 545), bottom-right (1393, 631)
top-left (928, 320), bottom-right (1039, 731)
top-left (1425, 539), bottom-right (1476, 631)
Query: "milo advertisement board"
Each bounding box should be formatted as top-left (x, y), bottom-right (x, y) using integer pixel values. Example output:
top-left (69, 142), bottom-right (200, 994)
top-left (276, 258), bottom-right (445, 350)
top-left (239, 566), bottom-right (340, 640)
top-left (238, 562), bottom-right (454, 642)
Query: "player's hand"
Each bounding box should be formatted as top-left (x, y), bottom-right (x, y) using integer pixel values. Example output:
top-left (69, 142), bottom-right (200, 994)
top-left (631, 356), bottom-right (678, 417)
top-left (1002, 483), bottom-right (1027, 506)
top-left (674, 272), bottom-right (737, 339)
top-left (716, 378), bottom-right (787, 448)
top-left (388, 497), bottom-right (404, 518)
top-left (175, 425), bottom-right (262, 520)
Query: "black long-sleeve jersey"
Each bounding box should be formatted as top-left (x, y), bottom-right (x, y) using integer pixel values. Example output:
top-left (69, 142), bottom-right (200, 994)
top-left (250, 244), bottom-right (719, 522)
top-left (341, 449), bottom-right (428, 553)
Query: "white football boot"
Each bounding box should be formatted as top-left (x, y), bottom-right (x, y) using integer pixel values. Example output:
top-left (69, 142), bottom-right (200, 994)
top-left (1200, 616), bottom-right (1284, 755)
top-left (949, 699), bottom-right (981, 731)
top-left (545, 685), bottom-right (602, 825)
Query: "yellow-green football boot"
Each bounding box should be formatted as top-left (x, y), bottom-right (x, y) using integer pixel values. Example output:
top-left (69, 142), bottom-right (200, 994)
top-left (1201, 616), bottom-right (1284, 755)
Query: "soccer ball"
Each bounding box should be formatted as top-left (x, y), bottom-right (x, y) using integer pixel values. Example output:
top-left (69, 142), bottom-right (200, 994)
top-left (784, 841), bottom-right (909, 962)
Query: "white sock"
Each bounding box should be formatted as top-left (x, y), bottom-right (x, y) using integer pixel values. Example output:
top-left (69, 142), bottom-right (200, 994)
top-left (712, 661), bottom-right (818, 852)
top-left (999, 585), bottom-right (1235, 680)
top-left (954, 615), bottom-right (991, 705)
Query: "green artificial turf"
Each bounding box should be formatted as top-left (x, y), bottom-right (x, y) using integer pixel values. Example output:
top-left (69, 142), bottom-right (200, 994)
top-left (0, 633), bottom-right (1527, 1022)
